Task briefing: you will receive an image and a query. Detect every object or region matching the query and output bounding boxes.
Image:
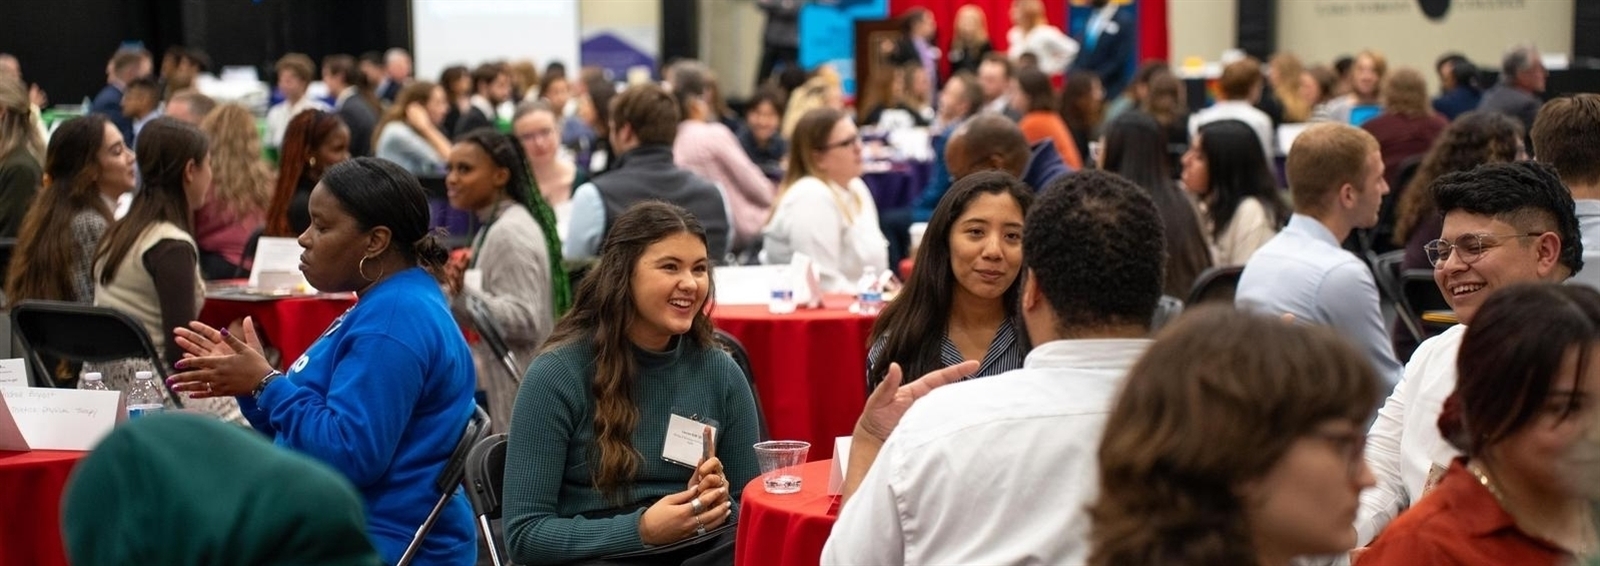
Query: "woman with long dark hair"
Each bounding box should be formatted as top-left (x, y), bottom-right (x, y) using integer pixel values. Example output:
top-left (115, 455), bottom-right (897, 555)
top-left (170, 157), bottom-right (478, 566)
top-left (6, 114), bottom-right (135, 306)
top-left (1391, 110), bottom-right (1524, 271)
top-left (263, 110), bottom-right (350, 237)
top-left (1060, 70), bottom-right (1104, 165)
top-left (1099, 112), bottom-right (1213, 297)
top-left (1089, 307), bottom-right (1381, 566)
top-left (1012, 66), bottom-right (1084, 169)
top-left (1181, 119), bottom-right (1289, 266)
top-left (867, 171), bottom-right (1032, 390)
top-left (444, 128), bottom-right (569, 432)
top-left (1359, 283), bottom-right (1600, 564)
top-left (503, 202), bottom-right (760, 565)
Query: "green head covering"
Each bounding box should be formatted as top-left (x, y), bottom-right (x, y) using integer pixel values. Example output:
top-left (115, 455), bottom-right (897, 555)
top-left (62, 413), bottom-right (381, 566)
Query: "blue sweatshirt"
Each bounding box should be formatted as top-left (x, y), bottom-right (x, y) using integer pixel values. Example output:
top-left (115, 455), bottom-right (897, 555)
top-left (239, 267), bottom-right (478, 566)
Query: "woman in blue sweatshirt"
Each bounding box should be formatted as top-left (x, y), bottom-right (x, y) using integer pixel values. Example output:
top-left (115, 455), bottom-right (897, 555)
top-left (504, 201), bottom-right (761, 565)
top-left (168, 157), bottom-right (478, 566)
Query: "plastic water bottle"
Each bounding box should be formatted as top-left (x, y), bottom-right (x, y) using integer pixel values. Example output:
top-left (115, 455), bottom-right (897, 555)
top-left (126, 371), bottom-right (165, 419)
top-left (856, 267), bottom-right (883, 316)
top-left (79, 372), bottom-right (111, 391)
top-left (768, 268), bottom-right (796, 314)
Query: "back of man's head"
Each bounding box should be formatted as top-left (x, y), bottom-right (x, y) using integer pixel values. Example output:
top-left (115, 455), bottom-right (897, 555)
top-left (472, 63), bottom-right (504, 92)
top-left (950, 114), bottom-right (1030, 178)
top-left (110, 50), bottom-right (148, 82)
top-left (610, 83), bottom-right (680, 147)
top-left (1024, 171), bottom-right (1165, 336)
top-left (1434, 161), bottom-right (1583, 276)
top-left (1532, 94), bottom-right (1600, 189)
top-left (1218, 58), bottom-right (1262, 101)
top-left (1287, 122), bottom-right (1379, 216)
top-left (167, 89), bottom-right (216, 124)
top-left (1501, 43), bottom-right (1539, 78)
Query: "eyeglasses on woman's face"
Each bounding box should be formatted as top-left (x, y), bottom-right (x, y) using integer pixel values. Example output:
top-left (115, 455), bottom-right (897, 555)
top-left (1424, 232), bottom-right (1544, 268)
top-left (818, 136), bottom-right (861, 152)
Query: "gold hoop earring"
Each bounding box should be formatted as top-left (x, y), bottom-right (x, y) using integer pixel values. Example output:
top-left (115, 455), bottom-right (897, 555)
top-left (357, 254), bottom-right (383, 282)
top-left (308, 157), bottom-right (317, 167)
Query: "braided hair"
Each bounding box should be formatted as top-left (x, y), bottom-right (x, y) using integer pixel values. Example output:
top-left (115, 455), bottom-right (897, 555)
top-left (455, 127), bottom-right (572, 315)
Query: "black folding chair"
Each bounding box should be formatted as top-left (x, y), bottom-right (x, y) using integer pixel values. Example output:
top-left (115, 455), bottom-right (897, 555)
top-left (1371, 250), bottom-right (1424, 343)
top-left (713, 330), bottom-right (769, 442)
top-left (464, 433), bottom-right (510, 566)
top-left (1186, 265), bottom-right (1246, 306)
top-left (466, 296), bottom-right (523, 384)
top-left (1402, 269), bottom-right (1452, 337)
top-left (10, 300), bottom-right (183, 407)
top-left (397, 406), bottom-right (492, 566)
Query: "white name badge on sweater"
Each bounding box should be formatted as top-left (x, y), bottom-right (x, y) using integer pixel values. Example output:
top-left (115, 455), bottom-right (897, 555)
top-left (663, 413), bottom-right (717, 469)
top-left (464, 269), bottom-right (484, 293)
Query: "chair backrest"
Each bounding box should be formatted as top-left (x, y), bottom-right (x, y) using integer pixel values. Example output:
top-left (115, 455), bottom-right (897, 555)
top-left (464, 433), bottom-right (509, 566)
top-left (712, 329), bottom-right (769, 442)
top-left (398, 406), bottom-right (492, 566)
top-left (11, 300), bottom-right (175, 395)
top-left (1186, 265), bottom-right (1246, 306)
top-left (1401, 268), bottom-right (1451, 320)
top-left (466, 295), bottom-right (522, 384)
top-left (1372, 250), bottom-right (1424, 343)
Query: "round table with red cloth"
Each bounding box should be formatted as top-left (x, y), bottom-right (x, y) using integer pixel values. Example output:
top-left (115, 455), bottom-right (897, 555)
top-left (199, 295), bottom-right (357, 370)
top-left (711, 297), bottom-right (875, 461)
top-left (734, 459), bottom-right (837, 566)
top-left (0, 450), bottom-right (86, 566)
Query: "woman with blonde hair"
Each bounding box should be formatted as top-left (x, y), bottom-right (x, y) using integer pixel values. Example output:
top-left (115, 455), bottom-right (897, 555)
top-left (1007, 0), bottom-right (1078, 77)
top-left (764, 107), bottom-right (888, 293)
top-left (948, 5), bottom-right (992, 77)
top-left (1268, 53), bottom-right (1310, 123)
top-left (782, 69), bottom-right (844, 139)
top-left (0, 76), bottom-right (43, 281)
top-left (1089, 306), bottom-right (1381, 566)
top-left (1319, 49), bottom-right (1388, 126)
top-left (195, 103), bottom-right (274, 278)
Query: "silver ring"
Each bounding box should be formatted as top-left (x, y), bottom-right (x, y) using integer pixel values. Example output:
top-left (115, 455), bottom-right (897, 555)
top-left (690, 497), bottom-right (703, 515)
top-left (695, 524), bottom-right (707, 537)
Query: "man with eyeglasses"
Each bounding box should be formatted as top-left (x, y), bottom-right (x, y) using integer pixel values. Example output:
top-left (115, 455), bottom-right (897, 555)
top-left (1236, 122), bottom-right (1402, 386)
top-left (1353, 161), bottom-right (1583, 553)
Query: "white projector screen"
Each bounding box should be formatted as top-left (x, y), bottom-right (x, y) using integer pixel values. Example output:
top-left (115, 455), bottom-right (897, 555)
top-left (411, 0), bottom-right (580, 84)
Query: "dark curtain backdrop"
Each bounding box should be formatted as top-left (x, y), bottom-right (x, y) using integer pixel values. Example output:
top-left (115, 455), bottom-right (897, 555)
top-left (0, 0), bottom-right (410, 107)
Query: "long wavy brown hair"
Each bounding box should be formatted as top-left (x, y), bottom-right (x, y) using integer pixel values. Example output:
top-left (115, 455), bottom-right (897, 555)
top-left (1088, 307), bottom-right (1380, 566)
top-left (1391, 111), bottom-right (1523, 246)
top-left (199, 103), bottom-right (273, 219)
top-left (5, 115), bottom-right (116, 304)
top-left (264, 110), bottom-right (345, 236)
top-left (541, 201), bottom-right (717, 504)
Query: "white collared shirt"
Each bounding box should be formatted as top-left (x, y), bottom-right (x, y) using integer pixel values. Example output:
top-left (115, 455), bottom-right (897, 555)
top-left (1356, 324), bottom-right (1465, 546)
top-left (264, 95), bottom-right (332, 149)
top-left (822, 338), bottom-right (1152, 566)
top-left (1189, 100), bottom-right (1276, 164)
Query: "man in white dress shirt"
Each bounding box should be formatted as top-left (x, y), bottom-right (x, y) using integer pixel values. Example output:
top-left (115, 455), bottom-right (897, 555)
top-left (264, 53), bottom-right (331, 151)
top-left (1189, 57), bottom-right (1276, 167)
top-left (1354, 161), bottom-right (1582, 548)
top-left (821, 170), bottom-right (1165, 565)
top-left (1237, 123), bottom-right (1402, 384)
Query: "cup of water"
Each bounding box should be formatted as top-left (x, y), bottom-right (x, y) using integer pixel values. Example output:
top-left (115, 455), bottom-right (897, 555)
top-left (753, 440), bottom-right (810, 494)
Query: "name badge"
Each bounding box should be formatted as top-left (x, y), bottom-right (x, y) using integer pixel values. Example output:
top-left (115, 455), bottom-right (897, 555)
top-left (663, 412), bottom-right (718, 469)
top-left (464, 269), bottom-right (484, 293)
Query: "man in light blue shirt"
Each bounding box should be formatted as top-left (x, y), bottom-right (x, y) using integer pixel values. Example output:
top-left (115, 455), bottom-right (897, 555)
top-left (1529, 94), bottom-right (1600, 290)
top-left (1236, 122), bottom-right (1402, 383)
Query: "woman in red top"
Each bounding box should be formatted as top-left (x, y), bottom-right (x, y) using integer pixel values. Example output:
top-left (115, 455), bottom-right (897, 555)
top-left (1358, 283), bottom-right (1600, 565)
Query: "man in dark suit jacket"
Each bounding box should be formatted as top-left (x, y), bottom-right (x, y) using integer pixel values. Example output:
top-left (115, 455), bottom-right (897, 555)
top-left (323, 54), bottom-right (379, 157)
top-left (92, 49), bottom-right (152, 144)
top-left (1070, 0), bottom-right (1137, 100)
top-left (453, 63), bottom-right (512, 139)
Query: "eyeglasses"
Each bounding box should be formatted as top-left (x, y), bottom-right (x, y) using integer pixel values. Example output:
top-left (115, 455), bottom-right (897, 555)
top-left (818, 136), bottom-right (861, 151)
top-left (1423, 232), bottom-right (1544, 267)
top-left (1307, 430), bottom-right (1368, 480)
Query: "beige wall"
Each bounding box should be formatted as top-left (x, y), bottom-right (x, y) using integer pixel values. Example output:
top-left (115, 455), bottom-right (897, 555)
top-left (701, 0), bottom-right (767, 100)
top-left (1276, 1), bottom-right (1572, 90)
top-left (580, 0), bottom-right (661, 30)
top-left (1169, 0), bottom-right (1239, 64)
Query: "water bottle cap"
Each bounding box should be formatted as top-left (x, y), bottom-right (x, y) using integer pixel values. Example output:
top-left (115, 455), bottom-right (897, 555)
top-left (135, 371), bottom-right (154, 379)
top-left (84, 372), bottom-right (103, 380)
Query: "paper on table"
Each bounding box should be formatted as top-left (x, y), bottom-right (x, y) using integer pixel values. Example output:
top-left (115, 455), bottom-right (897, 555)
top-left (249, 237), bottom-right (314, 292)
top-left (829, 436), bottom-right (852, 495)
top-left (713, 265), bottom-right (788, 306)
top-left (0, 387), bottom-right (124, 451)
top-left (0, 358), bottom-right (26, 387)
top-left (789, 253), bottom-right (825, 309)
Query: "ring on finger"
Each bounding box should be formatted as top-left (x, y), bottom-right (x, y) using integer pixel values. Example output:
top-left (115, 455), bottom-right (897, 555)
top-left (690, 496), bottom-right (703, 515)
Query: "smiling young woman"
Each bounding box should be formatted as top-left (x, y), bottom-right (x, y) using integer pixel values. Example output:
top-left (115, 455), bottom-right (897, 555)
top-left (168, 157), bottom-right (479, 566)
top-left (502, 202), bottom-right (760, 566)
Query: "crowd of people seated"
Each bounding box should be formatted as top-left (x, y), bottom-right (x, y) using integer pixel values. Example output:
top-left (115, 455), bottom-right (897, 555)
top-left (4, 2), bottom-right (1600, 565)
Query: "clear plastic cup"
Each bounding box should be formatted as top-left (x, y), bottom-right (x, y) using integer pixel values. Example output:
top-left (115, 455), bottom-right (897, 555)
top-left (753, 440), bottom-right (810, 494)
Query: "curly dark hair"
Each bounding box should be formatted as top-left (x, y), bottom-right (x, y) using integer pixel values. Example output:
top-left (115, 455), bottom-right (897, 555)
top-left (1431, 160), bottom-right (1583, 277)
top-left (1391, 111), bottom-right (1523, 246)
top-left (1025, 170), bottom-right (1164, 333)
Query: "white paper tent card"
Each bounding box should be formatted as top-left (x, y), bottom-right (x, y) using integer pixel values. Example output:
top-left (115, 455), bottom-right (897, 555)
top-left (0, 358), bottom-right (27, 387)
top-left (712, 265), bottom-right (789, 306)
top-left (0, 387), bottom-right (124, 451)
top-left (249, 236), bottom-right (314, 292)
top-left (829, 436), bottom-right (853, 495)
top-left (789, 253), bottom-right (825, 309)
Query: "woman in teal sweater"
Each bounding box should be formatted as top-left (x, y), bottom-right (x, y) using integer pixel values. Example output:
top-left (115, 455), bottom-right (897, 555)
top-left (505, 201), bottom-right (761, 565)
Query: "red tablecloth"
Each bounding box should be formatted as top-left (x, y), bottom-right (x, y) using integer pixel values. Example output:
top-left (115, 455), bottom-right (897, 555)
top-left (735, 459), bottom-right (837, 566)
top-left (199, 295), bottom-right (356, 370)
top-left (0, 450), bottom-right (86, 566)
top-left (712, 299), bottom-right (875, 461)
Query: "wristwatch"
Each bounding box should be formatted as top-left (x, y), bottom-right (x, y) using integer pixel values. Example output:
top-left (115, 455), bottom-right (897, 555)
top-left (253, 370), bottom-right (284, 400)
